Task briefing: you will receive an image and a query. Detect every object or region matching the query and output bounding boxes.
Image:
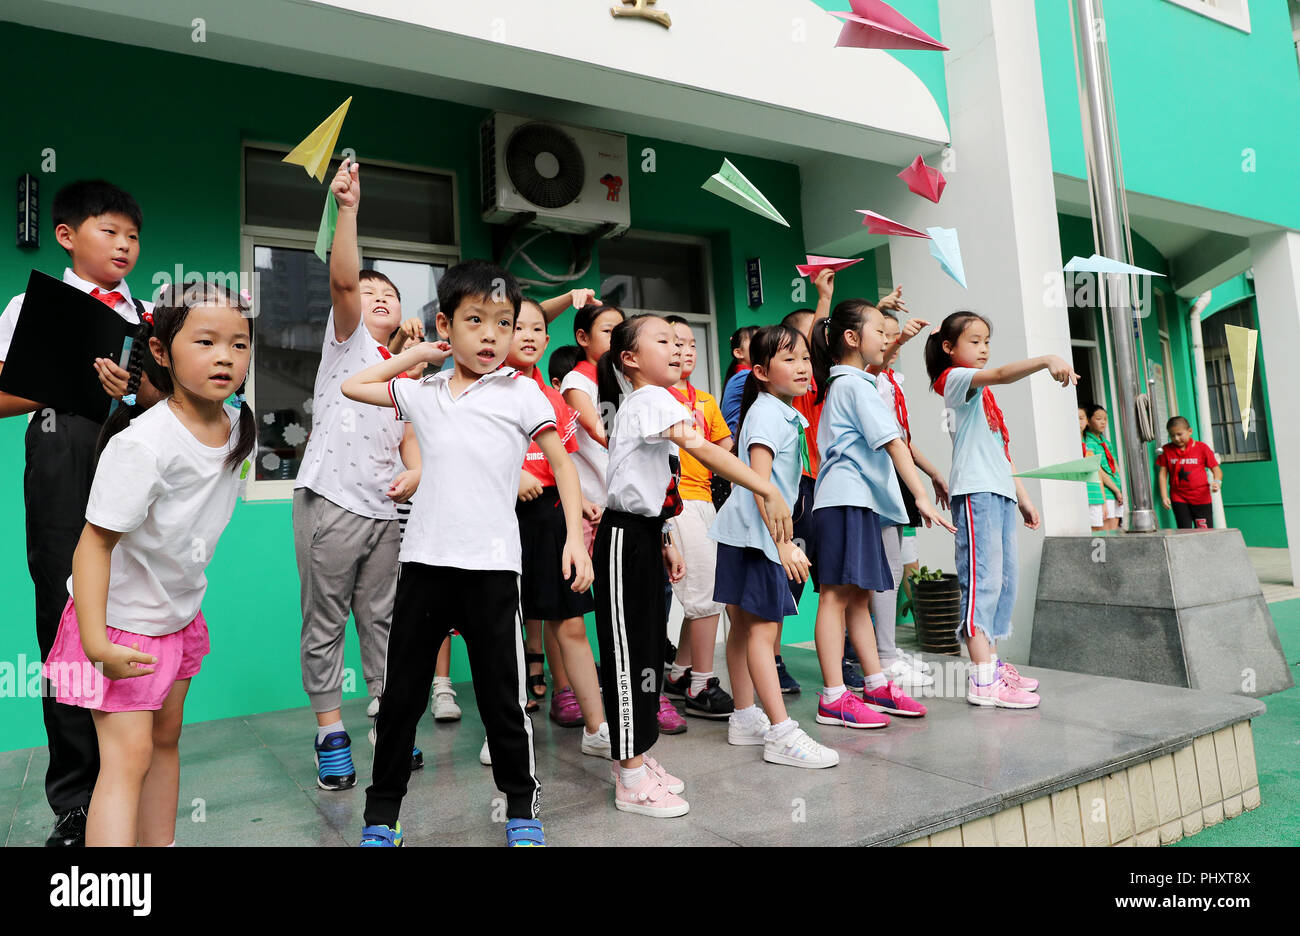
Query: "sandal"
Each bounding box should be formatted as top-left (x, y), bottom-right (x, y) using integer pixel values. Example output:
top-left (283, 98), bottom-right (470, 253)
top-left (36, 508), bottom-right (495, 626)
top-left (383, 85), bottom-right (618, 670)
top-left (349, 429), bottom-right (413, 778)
top-left (505, 818), bottom-right (546, 847)
top-left (525, 652), bottom-right (546, 713)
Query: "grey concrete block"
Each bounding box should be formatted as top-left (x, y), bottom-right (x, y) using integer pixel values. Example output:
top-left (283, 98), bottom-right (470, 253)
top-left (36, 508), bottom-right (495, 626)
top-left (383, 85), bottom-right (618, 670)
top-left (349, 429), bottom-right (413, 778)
top-left (1030, 599), bottom-right (1188, 686)
top-left (1034, 535), bottom-right (1176, 608)
top-left (1179, 598), bottom-right (1294, 696)
top-left (1164, 529), bottom-right (1268, 609)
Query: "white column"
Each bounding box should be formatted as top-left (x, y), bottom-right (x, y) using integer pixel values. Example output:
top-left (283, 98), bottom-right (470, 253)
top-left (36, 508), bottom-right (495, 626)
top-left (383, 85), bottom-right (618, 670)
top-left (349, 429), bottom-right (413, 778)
top-left (886, 0), bottom-right (1089, 661)
top-left (1248, 230), bottom-right (1300, 588)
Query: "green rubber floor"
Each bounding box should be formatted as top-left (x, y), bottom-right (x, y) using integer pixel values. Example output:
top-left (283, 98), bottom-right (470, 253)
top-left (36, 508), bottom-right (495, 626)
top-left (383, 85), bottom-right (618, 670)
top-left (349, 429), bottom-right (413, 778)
top-left (1170, 597), bottom-right (1300, 847)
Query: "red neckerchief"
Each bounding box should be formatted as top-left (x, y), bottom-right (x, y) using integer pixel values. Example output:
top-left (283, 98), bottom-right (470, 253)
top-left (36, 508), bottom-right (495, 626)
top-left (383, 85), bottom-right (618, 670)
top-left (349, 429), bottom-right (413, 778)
top-left (934, 366), bottom-right (1011, 461)
top-left (668, 383), bottom-right (709, 436)
top-left (574, 360), bottom-right (598, 383)
top-left (377, 345), bottom-right (392, 359)
top-left (529, 367), bottom-right (549, 392)
top-left (1086, 430), bottom-right (1117, 474)
top-left (884, 368), bottom-right (910, 442)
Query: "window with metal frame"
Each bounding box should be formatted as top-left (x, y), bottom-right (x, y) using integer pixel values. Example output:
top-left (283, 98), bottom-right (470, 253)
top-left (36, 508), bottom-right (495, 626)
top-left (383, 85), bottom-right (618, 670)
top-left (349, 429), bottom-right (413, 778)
top-left (241, 146), bottom-right (458, 499)
top-left (1202, 300), bottom-right (1269, 462)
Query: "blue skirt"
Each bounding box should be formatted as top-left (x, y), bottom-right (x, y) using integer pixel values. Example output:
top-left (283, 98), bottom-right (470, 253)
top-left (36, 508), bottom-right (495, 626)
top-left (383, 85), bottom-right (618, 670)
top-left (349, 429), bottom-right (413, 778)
top-left (813, 504), bottom-right (894, 592)
top-left (713, 543), bottom-right (798, 623)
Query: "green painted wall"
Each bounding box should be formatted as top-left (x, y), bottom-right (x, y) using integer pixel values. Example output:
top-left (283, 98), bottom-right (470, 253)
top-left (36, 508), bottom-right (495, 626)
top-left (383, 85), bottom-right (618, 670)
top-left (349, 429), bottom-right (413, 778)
top-left (0, 23), bottom-right (812, 752)
top-left (1036, 0), bottom-right (1300, 230)
top-left (1057, 217), bottom-right (1285, 546)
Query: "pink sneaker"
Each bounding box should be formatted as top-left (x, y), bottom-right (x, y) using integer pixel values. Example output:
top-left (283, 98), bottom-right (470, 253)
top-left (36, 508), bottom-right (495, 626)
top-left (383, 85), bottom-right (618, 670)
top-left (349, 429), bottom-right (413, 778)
top-left (614, 770), bottom-right (690, 818)
top-left (997, 661), bottom-right (1039, 692)
top-left (967, 675), bottom-right (1040, 709)
top-left (611, 755), bottom-right (684, 794)
top-left (549, 686), bottom-right (584, 727)
top-left (656, 694), bottom-right (687, 734)
top-left (815, 690), bottom-right (891, 729)
top-left (861, 679), bottom-right (927, 717)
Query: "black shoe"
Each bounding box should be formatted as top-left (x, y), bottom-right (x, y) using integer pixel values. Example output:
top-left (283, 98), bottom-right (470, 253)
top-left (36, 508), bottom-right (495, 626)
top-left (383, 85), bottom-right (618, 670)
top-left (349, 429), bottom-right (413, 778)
top-left (46, 806), bottom-right (88, 847)
top-left (663, 667), bottom-right (691, 700)
top-left (411, 746), bottom-right (425, 771)
top-left (684, 677), bottom-right (735, 719)
top-left (664, 638), bottom-right (677, 668)
top-left (775, 655), bottom-right (802, 695)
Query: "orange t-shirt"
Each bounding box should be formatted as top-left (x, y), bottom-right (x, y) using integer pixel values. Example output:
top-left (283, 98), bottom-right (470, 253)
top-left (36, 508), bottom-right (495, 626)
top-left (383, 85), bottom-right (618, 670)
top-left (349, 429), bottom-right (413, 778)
top-left (791, 376), bottom-right (823, 478)
top-left (669, 385), bottom-right (731, 502)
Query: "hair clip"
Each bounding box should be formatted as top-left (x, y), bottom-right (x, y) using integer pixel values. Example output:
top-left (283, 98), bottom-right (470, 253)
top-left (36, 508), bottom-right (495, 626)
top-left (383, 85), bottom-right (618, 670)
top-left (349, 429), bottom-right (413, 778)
top-left (121, 394), bottom-right (137, 406)
top-left (141, 309), bottom-right (154, 326)
top-left (235, 393), bottom-right (247, 405)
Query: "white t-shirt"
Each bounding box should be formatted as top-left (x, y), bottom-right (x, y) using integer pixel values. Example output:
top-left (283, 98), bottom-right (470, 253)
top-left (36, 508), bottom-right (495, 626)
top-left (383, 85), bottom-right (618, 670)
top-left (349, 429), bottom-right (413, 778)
top-left (68, 402), bottom-right (243, 637)
top-left (559, 368), bottom-right (609, 505)
top-left (294, 309), bottom-right (405, 520)
top-left (389, 367), bottom-right (556, 573)
top-left (0, 268), bottom-right (150, 362)
top-left (606, 385), bottom-right (692, 518)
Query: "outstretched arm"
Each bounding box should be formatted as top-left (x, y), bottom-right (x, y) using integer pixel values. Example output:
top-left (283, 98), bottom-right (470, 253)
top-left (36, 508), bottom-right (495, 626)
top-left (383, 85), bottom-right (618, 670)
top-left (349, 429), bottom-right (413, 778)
top-left (342, 342), bottom-right (450, 408)
top-left (970, 354), bottom-right (1078, 391)
top-left (329, 158), bottom-right (362, 342)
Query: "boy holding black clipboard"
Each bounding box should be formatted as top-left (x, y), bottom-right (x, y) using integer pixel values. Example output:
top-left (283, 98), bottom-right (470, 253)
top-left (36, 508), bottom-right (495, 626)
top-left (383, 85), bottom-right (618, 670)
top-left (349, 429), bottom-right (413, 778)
top-left (0, 180), bottom-right (157, 847)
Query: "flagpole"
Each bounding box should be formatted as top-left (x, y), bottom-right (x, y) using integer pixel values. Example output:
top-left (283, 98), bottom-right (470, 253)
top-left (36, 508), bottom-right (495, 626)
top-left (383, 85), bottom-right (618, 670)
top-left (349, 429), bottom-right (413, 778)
top-left (1070, 0), bottom-right (1157, 532)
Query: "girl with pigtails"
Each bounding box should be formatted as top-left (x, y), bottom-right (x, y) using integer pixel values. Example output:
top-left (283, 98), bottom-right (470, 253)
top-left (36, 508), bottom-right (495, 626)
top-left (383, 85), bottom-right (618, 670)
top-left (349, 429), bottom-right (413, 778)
top-left (43, 281), bottom-right (254, 846)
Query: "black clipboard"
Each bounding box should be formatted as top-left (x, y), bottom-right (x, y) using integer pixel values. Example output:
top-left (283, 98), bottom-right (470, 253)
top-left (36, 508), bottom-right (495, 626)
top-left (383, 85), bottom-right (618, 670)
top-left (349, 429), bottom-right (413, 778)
top-left (0, 270), bottom-right (136, 424)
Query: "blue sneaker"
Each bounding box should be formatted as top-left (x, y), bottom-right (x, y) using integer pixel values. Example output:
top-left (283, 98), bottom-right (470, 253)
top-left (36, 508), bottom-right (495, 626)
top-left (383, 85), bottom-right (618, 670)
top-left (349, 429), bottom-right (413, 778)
top-left (359, 822), bottom-right (404, 847)
top-left (505, 818), bottom-right (546, 847)
top-left (842, 658), bottom-right (865, 692)
top-left (315, 730), bottom-right (356, 791)
top-left (411, 746), bottom-right (424, 771)
top-left (845, 642), bottom-right (860, 665)
top-left (774, 655), bottom-right (801, 695)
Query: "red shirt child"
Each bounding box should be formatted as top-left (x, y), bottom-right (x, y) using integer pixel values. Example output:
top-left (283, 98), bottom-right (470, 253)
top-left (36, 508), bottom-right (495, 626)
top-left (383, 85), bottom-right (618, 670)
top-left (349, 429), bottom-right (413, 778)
top-left (1156, 424), bottom-right (1220, 506)
top-left (523, 367), bottom-right (580, 488)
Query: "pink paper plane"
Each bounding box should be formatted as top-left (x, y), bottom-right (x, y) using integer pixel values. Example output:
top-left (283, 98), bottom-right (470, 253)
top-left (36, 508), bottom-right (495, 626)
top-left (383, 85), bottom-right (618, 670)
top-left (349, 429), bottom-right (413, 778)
top-left (898, 155), bottom-right (946, 203)
top-left (830, 0), bottom-right (949, 52)
top-left (796, 255), bottom-right (865, 277)
top-left (857, 210), bottom-right (929, 239)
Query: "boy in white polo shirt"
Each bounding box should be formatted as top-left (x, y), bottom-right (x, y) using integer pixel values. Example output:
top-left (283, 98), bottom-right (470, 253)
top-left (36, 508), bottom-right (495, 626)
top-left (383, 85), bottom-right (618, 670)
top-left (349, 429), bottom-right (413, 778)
top-left (342, 260), bottom-right (593, 848)
top-left (293, 158), bottom-right (423, 791)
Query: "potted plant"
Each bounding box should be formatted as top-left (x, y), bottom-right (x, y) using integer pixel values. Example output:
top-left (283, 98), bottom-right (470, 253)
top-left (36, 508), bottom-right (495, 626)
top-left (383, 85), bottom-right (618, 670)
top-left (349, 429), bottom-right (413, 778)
top-left (908, 566), bottom-right (962, 655)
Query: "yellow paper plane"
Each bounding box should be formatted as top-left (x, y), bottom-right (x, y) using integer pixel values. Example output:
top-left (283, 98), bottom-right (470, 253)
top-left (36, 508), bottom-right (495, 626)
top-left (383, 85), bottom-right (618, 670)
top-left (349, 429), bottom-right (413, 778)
top-left (1224, 324), bottom-right (1258, 436)
top-left (283, 97), bottom-right (352, 182)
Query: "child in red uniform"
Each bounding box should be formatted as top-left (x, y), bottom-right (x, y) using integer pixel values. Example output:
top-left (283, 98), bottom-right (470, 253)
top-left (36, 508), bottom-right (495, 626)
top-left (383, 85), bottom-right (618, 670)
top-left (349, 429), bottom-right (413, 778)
top-left (1157, 416), bottom-right (1222, 529)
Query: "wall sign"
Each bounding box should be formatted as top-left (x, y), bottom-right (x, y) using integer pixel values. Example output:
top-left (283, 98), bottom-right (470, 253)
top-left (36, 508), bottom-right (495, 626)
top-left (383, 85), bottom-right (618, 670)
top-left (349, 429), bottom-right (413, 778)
top-left (17, 173), bottom-right (38, 249)
top-left (611, 0), bottom-right (671, 29)
top-left (746, 257), bottom-right (763, 308)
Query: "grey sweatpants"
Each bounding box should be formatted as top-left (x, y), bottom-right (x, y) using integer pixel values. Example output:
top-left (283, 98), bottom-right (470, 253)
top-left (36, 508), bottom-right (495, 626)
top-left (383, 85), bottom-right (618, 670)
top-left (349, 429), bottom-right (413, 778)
top-left (294, 488), bottom-right (400, 713)
top-left (871, 525), bottom-right (906, 663)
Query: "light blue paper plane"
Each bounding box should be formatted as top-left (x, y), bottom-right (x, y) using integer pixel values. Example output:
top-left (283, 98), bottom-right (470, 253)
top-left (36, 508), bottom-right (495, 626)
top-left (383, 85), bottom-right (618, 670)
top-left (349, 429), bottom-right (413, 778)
top-left (1063, 254), bottom-right (1164, 277)
top-left (926, 226), bottom-right (966, 288)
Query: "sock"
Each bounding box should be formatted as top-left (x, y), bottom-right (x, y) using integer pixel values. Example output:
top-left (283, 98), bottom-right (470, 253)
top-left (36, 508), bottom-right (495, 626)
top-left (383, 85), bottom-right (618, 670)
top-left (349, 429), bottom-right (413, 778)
top-left (165, 841), bottom-right (175, 847)
top-left (731, 704), bottom-right (762, 726)
top-left (317, 719), bottom-right (344, 744)
top-left (972, 662), bottom-right (997, 686)
top-left (688, 670), bottom-right (713, 696)
top-left (584, 725), bottom-right (601, 740)
top-left (822, 684), bottom-right (846, 703)
top-left (864, 671), bottom-right (887, 690)
top-left (765, 718), bottom-right (797, 741)
top-left (670, 662), bottom-right (689, 681)
top-left (620, 765), bottom-right (648, 787)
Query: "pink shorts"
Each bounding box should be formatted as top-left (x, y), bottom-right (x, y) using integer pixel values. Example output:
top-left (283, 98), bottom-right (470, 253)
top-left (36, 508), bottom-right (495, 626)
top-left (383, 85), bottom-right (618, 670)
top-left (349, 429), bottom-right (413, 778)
top-left (42, 598), bottom-right (209, 712)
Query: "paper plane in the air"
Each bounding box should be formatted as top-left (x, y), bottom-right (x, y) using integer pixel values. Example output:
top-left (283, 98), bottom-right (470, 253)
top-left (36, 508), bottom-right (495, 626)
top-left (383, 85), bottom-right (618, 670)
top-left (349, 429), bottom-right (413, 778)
top-left (796, 256), bottom-right (865, 277)
top-left (927, 226), bottom-right (966, 288)
top-left (1224, 324), bottom-right (1258, 436)
top-left (701, 159), bottom-right (789, 227)
top-left (830, 0), bottom-right (948, 52)
top-left (858, 210), bottom-right (929, 239)
top-left (897, 155), bottom-right (947, 203)
top-left (314, 190), bottom-right (338, 264)
top-left (1014, 455), bottom-right (1103, 484)
top-left (1063, 254), bottom-right (1164, 277)
top-left (283, 97), bottom-right (353, 183)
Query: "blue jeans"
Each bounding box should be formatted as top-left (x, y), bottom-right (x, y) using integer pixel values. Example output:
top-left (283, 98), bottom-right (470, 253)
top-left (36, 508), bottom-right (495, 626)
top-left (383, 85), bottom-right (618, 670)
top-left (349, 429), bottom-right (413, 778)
top-left (952, 492), bottom-right (1018, 643)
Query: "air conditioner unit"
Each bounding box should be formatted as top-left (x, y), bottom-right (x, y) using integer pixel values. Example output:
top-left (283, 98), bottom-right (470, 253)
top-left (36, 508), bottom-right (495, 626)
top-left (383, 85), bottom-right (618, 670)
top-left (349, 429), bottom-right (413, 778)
top-left (481, 113), bottom-right (630, 237)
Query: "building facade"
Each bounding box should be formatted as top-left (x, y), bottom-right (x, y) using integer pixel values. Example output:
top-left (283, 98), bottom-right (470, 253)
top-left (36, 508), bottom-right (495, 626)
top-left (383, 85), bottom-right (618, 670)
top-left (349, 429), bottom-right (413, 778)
top-left (1, 0), bottom-right (1297, 751)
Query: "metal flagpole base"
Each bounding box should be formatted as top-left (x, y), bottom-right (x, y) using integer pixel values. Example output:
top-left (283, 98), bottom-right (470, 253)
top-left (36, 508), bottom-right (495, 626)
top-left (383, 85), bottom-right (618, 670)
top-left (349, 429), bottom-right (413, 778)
top-left (1127, 509), bottom-right (1157, 533)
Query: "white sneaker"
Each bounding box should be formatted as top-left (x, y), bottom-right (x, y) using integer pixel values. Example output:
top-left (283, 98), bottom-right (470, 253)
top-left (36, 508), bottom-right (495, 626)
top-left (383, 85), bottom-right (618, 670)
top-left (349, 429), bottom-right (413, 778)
top-left (431, 681), bottom-right (461, 721)
top-left (479, 738), bottom-right (492, 766)
top-left (897, 650), bottom-right (934, 675)
top-left (727, 710), bottom-right (772, 746)
top-left (581, 722), bottom-right (612, 759)
top-left (882, 657), bottom-right (935, 689)
top-left (763, 726), bottom-right (840, 769)
top-left (366, 696), bottom-right (380, 718)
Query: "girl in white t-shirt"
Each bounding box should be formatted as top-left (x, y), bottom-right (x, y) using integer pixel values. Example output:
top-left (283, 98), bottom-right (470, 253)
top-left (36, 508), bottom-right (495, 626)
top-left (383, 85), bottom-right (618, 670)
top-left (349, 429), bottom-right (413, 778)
top-left (43, 282), bottom-right (253, 847)
top-left (561, 302), bottom-right (624, 553)
top-left (593, 314), bottom-right (792, 818)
